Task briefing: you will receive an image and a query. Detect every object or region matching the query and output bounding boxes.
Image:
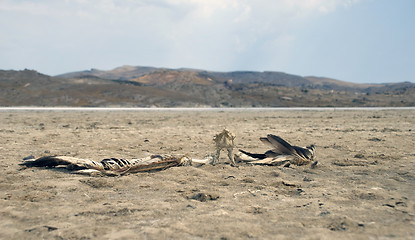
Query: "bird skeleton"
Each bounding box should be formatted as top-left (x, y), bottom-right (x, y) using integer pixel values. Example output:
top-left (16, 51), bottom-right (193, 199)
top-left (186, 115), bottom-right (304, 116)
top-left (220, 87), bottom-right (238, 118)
top-left (20, 155), bottom-right (192, 176)
top-left (20, 131), bottom-right (316, 176)
top-left (236, 134), bottom-right (316, 166)
top-left (19, 130), bottom-right (236, 176)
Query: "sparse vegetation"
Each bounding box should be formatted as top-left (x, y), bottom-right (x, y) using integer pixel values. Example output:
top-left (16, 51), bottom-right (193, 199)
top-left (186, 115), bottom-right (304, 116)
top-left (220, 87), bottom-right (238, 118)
top-left (1, 68), bottom-right (414, 107)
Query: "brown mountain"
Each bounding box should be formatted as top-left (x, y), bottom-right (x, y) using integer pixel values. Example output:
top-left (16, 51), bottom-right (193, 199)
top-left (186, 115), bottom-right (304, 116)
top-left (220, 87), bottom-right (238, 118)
top-left (1, 67), bottom-right (414, 107)
top-left (57, 65), bottom-right (159, 80)
top-left (130, 70), bottom-right (214, 86)
top-left (304, 76), bottom-right (380, 91)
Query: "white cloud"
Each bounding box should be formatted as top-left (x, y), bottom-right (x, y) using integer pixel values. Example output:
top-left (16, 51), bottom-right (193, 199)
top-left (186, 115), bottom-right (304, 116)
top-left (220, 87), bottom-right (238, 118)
top-left (0, 0), bottom-right (364, 73)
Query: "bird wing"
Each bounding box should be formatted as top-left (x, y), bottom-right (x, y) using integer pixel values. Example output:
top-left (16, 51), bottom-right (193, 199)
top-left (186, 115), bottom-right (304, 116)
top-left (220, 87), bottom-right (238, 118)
top-left (20, 155), bottom-right (189, 175)
top-left (265, 134), bottom-right (298, 156)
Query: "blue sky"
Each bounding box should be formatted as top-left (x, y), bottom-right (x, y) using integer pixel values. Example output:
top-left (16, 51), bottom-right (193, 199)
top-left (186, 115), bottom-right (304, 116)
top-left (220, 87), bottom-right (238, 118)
top-left (0, 0), bottom-right (414, 83)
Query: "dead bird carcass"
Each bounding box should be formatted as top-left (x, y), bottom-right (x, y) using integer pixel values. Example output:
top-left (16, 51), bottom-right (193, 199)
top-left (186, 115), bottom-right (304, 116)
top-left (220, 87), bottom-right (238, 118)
top-left (20, 155), bottom-right (192, 176)
top-left (19, 129), bottom-right (236, 176)
top-left (236, 134), bottom-right (317, 167)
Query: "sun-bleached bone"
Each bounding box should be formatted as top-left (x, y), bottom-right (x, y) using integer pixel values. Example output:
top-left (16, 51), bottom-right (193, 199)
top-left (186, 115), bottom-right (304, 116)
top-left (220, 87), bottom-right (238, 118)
top-left (235, 152), bottom-right (294, 166)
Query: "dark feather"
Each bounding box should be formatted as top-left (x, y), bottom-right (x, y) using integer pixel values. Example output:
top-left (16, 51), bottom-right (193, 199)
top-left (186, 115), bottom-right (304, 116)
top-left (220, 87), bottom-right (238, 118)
top-left (239, 149), bottom-right (267, 159)
top-left (259, 137), bottom-right (274, 148)
top-left (20, 156), bottom-right (73, 168)
top-left (266, 134), bottom-right (296, 155)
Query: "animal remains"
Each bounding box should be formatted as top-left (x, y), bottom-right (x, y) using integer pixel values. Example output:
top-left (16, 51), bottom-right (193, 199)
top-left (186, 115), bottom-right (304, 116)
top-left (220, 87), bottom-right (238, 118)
top-left (19, 129), bottom-right (236, 175)
top-left (236, 134), bottom-right (316, 166)
top-left (212, 129), bottom-right (236, 166)
top-left (20, 130), bottom-right (317, 175)
top-left (20, 155), bottom-right (191, 176)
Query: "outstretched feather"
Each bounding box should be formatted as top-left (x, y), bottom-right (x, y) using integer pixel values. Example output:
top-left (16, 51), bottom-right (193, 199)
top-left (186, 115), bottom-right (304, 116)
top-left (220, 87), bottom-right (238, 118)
top-left (265, 134), bottom-right (297, 156)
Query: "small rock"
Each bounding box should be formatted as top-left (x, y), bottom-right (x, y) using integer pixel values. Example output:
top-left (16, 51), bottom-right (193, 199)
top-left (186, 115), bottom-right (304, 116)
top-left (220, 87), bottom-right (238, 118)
top-left (44, 226), bottom-right (58, 232)
top-left (354, 153), bottom-right (365, 159)
top-left (319, 211), bottom-right (331, 216)
top-left (188, 192), bottom-right (219, 202)
top-left (271, 171), bottom-right (280, 177)
top-left (368, 137), bottom-right (383, 142)
top-left (303, 177), bottom-right (313, 182)
top-left (242, 178), bottom-right (255, 183)
top-left (396, 201), bottom-right (407, 207)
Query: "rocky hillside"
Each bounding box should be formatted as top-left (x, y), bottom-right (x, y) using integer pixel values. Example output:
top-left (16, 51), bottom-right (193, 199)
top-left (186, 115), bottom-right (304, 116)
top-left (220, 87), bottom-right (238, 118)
top-left (1, 67), bottom-right (414, 107)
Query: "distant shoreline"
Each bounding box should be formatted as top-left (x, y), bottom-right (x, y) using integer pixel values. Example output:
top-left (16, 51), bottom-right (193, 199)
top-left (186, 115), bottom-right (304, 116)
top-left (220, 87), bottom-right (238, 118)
top-left (1, 107), bottom-right (414, 111)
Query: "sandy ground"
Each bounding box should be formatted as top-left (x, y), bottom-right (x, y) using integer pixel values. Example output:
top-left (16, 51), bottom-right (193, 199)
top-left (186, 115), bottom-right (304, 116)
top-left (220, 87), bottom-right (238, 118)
top-left (0, 109), bottom-right (414, 239)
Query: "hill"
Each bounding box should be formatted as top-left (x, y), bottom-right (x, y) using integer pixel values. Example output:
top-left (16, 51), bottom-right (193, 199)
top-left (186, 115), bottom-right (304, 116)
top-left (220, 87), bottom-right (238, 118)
top-left (1, 67), bottom-right (414, 107)
top-left (57, 65), bottom-right (159, 81)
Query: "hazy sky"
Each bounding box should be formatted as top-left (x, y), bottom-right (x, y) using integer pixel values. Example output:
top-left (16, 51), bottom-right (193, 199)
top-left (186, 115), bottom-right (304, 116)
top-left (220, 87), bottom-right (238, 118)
top-left (1, 0), bottom-right (414, 83)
